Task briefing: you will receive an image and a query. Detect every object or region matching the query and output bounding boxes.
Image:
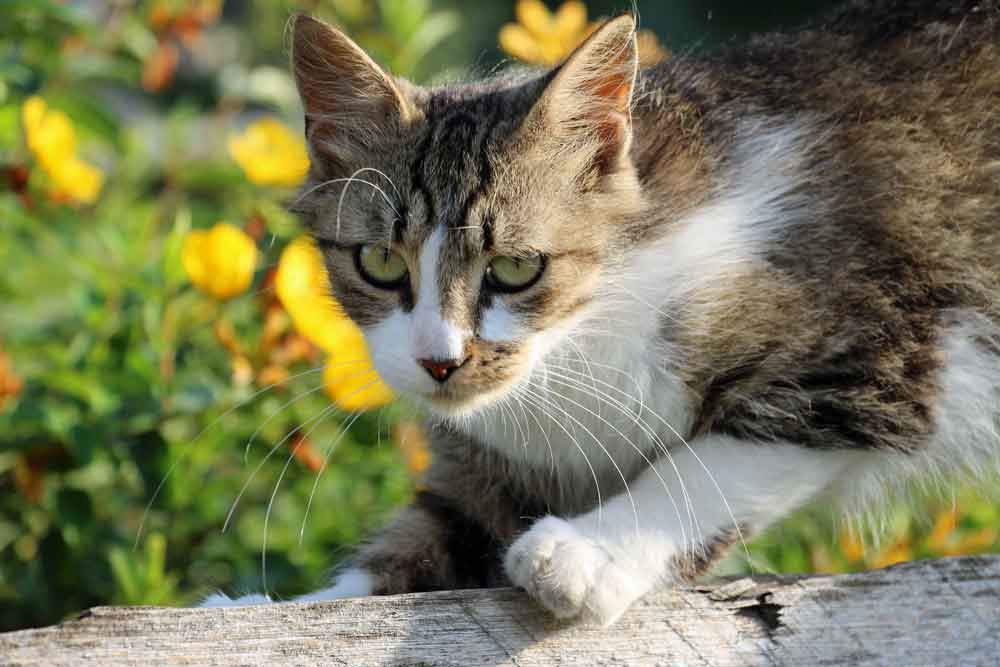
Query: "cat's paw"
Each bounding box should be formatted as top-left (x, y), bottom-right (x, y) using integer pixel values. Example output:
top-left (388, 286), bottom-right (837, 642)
top-left (294, 568), bottom-right (373, 602)
top-left (504, 516), bottom-right (646, 626)
top-left (198, 592), bottom-right (271, 608)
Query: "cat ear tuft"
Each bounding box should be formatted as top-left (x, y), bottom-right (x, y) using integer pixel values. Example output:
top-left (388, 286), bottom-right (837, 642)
top-left (291, 14), bottom-right (412, 165)
top-left (536, 15), bottom-right (638, 173)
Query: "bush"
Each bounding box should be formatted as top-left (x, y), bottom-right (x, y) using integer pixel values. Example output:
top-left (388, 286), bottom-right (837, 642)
top-left (0, 0), bottom-right (452, 631)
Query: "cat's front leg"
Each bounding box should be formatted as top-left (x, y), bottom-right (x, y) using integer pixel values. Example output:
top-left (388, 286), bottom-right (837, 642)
top-left (200, 569), bottom-right (374, 607)
top-left (200, 591), bottom-right (272, 607)
top-left (505, 434), bottom-right (860, 626)
top-left (202, 436), bottom-right (530, 607)
top-left (201, 489), bottom-right (507, 607)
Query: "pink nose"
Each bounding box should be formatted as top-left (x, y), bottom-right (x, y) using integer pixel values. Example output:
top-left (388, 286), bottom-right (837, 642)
top-left (418, 357), bottom-right (466, 383)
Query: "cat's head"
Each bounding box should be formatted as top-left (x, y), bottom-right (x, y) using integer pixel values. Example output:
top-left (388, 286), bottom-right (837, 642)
top-left (291, 14), bottom-right (645, 417)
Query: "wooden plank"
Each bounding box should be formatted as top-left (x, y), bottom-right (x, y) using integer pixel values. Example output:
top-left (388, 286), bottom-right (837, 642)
top-left (3, 556), bottom-right (999, 666)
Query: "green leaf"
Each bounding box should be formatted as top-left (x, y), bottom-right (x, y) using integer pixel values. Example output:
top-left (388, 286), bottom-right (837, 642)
top-left (391, 11), bottom-right (462, 78)
top-left (379, 0), bottom-right (428, 39)
top-left (118, 14), bottom-right (159, 60)
top-left (45, 91), bottom-right (121, 150)
top-left (254, 198), bottom-right (301, 240)
top-left (145, 533), bottom-right (167, 592)
top-left (0, 0), bottom-right (85, 37)
top-left (108, 547), bottom-right (140, 603)
top-left (56, 488), bottom-right (93, 529)
top-left (65, 424), bottom-right (100, 465)
top-left (0, 103), bottom-right (20, 153)
top-left (43, 370), bottom-right (119, 416)
top-left (163, 207), bottom-right (192, 291)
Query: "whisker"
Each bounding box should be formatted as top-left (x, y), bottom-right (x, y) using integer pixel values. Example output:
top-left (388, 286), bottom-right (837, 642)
top-left (563, 335), bottom-right (602, 419)
top-left (538, 365), bottom-right (695, 549)
top-left (540, 359), bottom-right (694, 527)
top-left (336, 168), bottom-right (400, 239)
top-left (520, 380), bottom-right (605, 527)
top-left (542, 360), bottom-right (701, 551)
top-left (135, 364), bottom-right (326, 548)
top-left (507, 389), bottom-right (531, 450)
top-left (260, 401), bottom-right (343, 593)
top-left (511, 382), bottom-right (558, 476)
top-left (530, 372), bottom-right (683, 544)
top-left (298, 379), bottom-right (385, 543)
top-left (293, 167), bottom-right (400, 215)
top-left (262, 374), bottom-right (384, 591)
top-left (523, 382), bottom-right (643, 533)
top-left (243, 382), bottom-right (332, 463)
top-left (223, 397), bottom-right (338, 534)
top-left (544, 359), bottom-right (750, 566)
top-left (296, 410), bottom-right (364, 545)
top-left (222, 367), bottom-right (378, 533)
top-left (353, 166), bottom-right (402, 201)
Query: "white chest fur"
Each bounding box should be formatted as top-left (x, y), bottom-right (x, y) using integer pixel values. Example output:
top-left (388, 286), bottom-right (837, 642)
top-left (460, 322), bottom-right (693, 489)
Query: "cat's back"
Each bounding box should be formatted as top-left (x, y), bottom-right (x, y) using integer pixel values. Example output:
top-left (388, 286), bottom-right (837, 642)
top-left (620, 0), bottom-right (999, 453)
top-left (753, 0), bottom-right (1000, 300)
top-left (702, 0), bottom-right (999, 110)
top-left (637, 0), bottom-right (999, 306)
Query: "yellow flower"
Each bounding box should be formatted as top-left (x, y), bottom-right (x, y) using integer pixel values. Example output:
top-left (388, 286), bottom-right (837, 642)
top-left (925, 508), bottom-right (958, 553)
top-left (869, 539), bottom-right (913, 569)
top-left (636, 29), bottom-right (670, 66)
top-left (499, 0), bottom-right (596, 65)
top-left (21, 96), bottom-right (104, 204)
top-left (499, 2), bottom-right (669, 69)
top-left (274, 236), bottom-right (354, 353)
top-left (941, 527), bottom-right (997, 557)
top-left (48, 156), bottom-right (105, 205)
top-left (393, 420), bottom-right (432, 476)
top-left (182, 223), bottom-right (257, 299)
top-left (228, 117), bottom-right (310, 187)
top-left (924, 506), bottom-right (998, 557)
top-left (275, 236), bottom-right (393, 411)
top-left (0, 343), bottom-right (23, 411)
top-left (23, 97), bottom-right (75, 163)
top-left (838, 527), bottom-right (866, 563)
top-left (322, 339), bottom-right (395, 411)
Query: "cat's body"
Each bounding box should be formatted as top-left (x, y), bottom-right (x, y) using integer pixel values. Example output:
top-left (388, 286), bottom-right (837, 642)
top-left (205, 0), bottom-right (1000, 625)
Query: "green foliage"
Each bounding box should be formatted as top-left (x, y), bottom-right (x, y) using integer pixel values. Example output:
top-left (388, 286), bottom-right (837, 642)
top-left (0, 0), bottom-right (434, 632)
top-left (109, 533), bottom-right (180, 606)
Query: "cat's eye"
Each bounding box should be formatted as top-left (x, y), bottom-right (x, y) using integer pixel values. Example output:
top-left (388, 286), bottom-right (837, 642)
top-left (485, 254), bottom-right (545, 292)
top-left (355, 244), bottom-right (408, 288)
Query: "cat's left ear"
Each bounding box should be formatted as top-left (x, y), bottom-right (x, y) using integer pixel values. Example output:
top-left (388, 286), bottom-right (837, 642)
top-left (532, 15), bottom-right (638, 175)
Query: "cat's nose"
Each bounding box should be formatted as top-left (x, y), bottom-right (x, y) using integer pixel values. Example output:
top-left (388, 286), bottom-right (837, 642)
top-left (418, 356), bottom-right (467, 383)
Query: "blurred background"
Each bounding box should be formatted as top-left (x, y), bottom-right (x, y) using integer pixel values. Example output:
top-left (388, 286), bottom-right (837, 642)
top-left (2, 0), bottom-right (997, 633)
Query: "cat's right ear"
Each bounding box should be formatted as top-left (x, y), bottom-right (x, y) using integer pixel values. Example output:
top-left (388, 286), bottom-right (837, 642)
top-left (291, 14), bottom-right (413, 169)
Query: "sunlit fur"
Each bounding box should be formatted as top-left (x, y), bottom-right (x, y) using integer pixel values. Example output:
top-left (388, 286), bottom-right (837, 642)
top-left (206, 2), bottom-right (1000, 624)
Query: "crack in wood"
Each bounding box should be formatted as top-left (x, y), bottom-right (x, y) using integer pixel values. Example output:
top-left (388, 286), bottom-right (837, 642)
top-left (735, 592), bottom-right (784, 638)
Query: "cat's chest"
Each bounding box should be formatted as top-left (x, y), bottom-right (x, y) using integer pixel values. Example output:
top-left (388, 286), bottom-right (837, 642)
top-left (463, 332), bottom-right (693, 492)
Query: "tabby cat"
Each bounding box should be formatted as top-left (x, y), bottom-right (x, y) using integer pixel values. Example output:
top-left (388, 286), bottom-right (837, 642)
top-left (204, 0), bottom-right (1000, 626)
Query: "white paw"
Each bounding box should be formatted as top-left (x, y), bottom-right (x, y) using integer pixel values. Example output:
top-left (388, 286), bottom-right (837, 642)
top-left (198, 592), bottom-right (271, 608)
top-left (294, 568), bottom-right (373, 603)
top-left (504, 516), bottom-right (646, 626)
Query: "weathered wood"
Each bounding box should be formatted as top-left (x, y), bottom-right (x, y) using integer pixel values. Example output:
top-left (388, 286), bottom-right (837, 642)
top-left (3, 556), bottom-right (999, 666)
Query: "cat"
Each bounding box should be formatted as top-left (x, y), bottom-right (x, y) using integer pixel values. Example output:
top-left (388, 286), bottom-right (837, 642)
top-left (203, 0), bottom-right (1000, 626)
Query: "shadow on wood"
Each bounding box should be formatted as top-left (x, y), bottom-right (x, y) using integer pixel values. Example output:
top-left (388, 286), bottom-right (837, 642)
top-left (3, 556), bottom-right (999, 665)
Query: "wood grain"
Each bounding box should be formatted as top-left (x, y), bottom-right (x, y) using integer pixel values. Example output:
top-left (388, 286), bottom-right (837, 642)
top-left (3, 556), bottom-right (999, 666)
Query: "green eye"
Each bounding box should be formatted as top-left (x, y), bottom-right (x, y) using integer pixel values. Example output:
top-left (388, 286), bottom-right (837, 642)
top-left (356, 244), bottom-right (408, 288)
top-left (486, 254), bottom-right (545, 292)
